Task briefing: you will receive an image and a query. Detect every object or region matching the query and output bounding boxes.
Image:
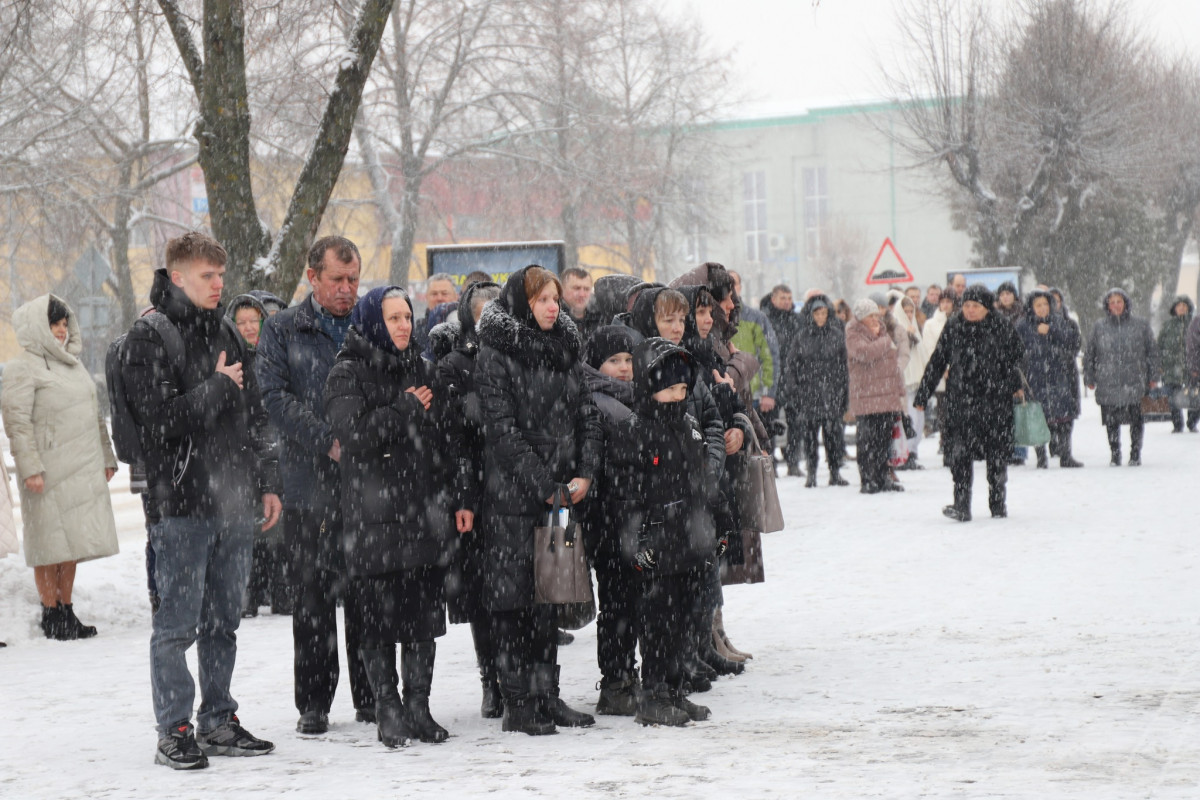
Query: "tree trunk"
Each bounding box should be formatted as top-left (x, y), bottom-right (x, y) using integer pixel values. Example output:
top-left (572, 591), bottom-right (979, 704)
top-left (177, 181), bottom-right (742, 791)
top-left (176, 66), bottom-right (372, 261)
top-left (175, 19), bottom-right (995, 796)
top-left (392, 177), bottom-right (422, 286)
top-left (109, 163), bottom-right (138, 328)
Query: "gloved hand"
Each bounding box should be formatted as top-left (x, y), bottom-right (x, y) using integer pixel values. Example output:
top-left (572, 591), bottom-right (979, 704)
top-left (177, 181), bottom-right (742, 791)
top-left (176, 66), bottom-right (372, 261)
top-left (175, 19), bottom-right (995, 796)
top-left (634, 548), bottom-right (657, 573)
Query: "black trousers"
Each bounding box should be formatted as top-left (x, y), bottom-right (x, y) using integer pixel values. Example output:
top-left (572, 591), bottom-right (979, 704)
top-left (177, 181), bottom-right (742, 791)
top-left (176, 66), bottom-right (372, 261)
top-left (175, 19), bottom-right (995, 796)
top-left (1166, 384), bottom-right (1200, 431)
top-left (856, 413), bottom-right (894, 487)
top-left (289, 509), bottom-right (389, 714)
top-left (493, 603), bottom-right (558, 678)
top-left (782, 404), bottom-right (805, 468)
top-left (640, 569), bottom-right (702, 689)
top-left (948, 447), bottom-right (1008, 512)
top-left (799, 416), bottom-right (844, 471)
top-left (595, 554), bottom-right (639, 682)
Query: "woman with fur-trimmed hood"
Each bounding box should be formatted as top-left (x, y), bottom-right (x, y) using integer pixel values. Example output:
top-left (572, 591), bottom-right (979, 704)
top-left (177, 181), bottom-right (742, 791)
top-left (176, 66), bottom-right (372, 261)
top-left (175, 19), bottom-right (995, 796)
top-left (475, 265), bottom-right (603, 736)
top-left (1158, 294), bottom-right (1196, 433)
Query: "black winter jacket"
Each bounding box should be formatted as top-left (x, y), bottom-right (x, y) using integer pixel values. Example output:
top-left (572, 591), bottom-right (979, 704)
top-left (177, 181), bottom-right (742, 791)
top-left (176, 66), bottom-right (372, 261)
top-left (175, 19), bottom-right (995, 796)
top-left (255, 294), bottom-right (342, 514)
top-left (122, 268), bottom-right (278, 520)
top-left (1015, 290), bottom-right (1080, 423)
top-left (324, 328), bottom-right (455, 578)
top-left (783, 294), bottom-right (848, 420)
top-left (915, 310), bottom-right (1024, 460)
top-left (604, 339), bottom-right (723, 575)
top-left (475, 267), bottom-right (604, 611)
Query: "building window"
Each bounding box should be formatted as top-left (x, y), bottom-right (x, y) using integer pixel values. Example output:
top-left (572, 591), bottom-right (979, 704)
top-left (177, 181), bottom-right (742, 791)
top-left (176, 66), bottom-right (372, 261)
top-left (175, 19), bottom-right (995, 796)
top-left (803, 166), bottom-right (828, 259)
top-left (743, 171), bottom-right (767, 263)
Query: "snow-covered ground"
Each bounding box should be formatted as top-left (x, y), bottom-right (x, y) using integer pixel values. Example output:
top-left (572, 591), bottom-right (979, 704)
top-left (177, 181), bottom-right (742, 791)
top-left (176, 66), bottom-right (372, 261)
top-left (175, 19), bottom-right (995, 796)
top-left (2, 402), bottom-right (1198, 799)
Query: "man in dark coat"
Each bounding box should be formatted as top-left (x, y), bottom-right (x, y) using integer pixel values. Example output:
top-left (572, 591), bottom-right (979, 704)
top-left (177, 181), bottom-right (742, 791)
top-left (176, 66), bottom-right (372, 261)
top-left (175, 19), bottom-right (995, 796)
top-left (123, 231), bottom-right (281, 769)
top-left (255, 235), bottom-right (389, 734)
top-left (1158, 295), bottom-right (1196, 433)
top-left (1083, 288), bottom-right (1160, 465)
top-left (761, 285), bottom-right (804, 474)
top-left (915, 284), bottom-right (1024, 522)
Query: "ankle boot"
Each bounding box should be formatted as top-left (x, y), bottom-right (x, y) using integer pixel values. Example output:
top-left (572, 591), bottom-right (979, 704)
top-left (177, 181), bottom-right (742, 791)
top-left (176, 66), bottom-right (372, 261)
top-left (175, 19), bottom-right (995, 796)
top-left (401, 642), bottom-right (448, 743)
top-left (499, 671), bottom-right (556, 736)
top-left (596, 674), bottom-right (638, 716)
top-left (40, 604), bottom-right (74, 641)
top-left (804, 458), bottom-right (818, 488)
top-left (829, 467), bottom-right (849, 486)
top-left (681, 656), bottom-right (713, 692)
top-left (1035, 447), bottom-right (1048, 469)
top-left (713, 607), bottom-right (752, 660)
top-left (536, 664), bottom-right (595, 728)
top-left (669, 685), bottom-right (711, 721)
top-left (634, 684), bottom-right (689, 727)
top-left (61, 604), bottom-right (97, 639)
top-left (943, 485), bottom-right (971, 522)
top-left (361, 647), bottom-right (410, 747)
top-left (697, 629), bottom-right (743, 676)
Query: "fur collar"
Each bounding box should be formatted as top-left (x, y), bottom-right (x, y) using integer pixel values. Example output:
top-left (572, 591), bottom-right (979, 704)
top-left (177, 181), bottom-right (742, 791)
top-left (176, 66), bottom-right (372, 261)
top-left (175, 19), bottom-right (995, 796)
top-left (477, 298), bottom-right (581, 371)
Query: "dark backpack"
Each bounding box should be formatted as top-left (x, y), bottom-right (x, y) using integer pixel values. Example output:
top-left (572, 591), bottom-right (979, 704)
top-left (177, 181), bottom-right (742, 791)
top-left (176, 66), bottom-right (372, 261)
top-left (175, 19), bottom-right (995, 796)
top-left (106, 311), bottom-right (243, 466)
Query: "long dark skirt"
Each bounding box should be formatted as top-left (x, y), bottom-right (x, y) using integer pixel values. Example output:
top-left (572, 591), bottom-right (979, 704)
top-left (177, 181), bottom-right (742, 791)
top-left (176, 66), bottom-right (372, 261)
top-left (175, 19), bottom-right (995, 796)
top-left (354, 564), bottom-right (447, 646)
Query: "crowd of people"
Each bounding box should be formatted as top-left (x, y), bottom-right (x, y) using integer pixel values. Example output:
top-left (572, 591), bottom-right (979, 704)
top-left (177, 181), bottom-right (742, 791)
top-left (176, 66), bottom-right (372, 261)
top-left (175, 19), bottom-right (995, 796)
top-left (0, 231), bottom-right (1184, 768)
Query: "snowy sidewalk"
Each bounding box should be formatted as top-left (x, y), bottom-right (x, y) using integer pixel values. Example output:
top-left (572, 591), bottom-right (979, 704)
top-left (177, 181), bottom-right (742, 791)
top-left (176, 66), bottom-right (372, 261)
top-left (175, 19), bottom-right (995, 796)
top-left (1, 403), bottom-right (1198, 799)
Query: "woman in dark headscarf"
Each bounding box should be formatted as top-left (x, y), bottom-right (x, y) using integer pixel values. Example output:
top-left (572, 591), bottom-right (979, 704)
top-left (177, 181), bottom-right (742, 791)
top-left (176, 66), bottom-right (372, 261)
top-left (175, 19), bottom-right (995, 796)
top-left (324, 287), bottom-right (456, 748)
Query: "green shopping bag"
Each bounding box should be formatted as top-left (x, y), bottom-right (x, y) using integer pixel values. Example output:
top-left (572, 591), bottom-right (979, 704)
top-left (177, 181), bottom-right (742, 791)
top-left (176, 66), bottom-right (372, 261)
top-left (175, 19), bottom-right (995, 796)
top-left (1013, 399), bottom-right (1051, 447)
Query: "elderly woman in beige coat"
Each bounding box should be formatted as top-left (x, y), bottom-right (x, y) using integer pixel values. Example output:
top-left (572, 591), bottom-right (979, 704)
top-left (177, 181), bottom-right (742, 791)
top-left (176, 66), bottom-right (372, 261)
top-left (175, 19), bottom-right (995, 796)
top-left (846, 298), bottom-right (906, 494)
top-left (2, 294), bottom-right (118, 640)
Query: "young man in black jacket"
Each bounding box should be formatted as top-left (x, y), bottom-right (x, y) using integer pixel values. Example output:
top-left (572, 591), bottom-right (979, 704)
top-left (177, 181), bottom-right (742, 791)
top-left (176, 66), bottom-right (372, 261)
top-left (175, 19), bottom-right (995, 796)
top-left (122, 232), bottom-right (282, 769)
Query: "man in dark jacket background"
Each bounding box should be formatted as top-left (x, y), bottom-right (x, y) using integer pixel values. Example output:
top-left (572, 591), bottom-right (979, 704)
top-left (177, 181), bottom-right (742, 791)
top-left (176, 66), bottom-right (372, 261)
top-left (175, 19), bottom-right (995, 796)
top-left (123, 231), bottom-right (281, 769)
top-left (256, 235), bottom-right (391, 734)
top-left (761, 285), bottom-right (803, 474)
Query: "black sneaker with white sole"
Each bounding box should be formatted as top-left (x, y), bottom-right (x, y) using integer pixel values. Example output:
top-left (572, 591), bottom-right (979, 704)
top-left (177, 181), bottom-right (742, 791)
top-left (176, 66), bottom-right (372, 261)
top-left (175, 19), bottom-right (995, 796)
top-left (196, 715), bottom-right (275, 757)
top-left (155, 722), bottom-right (209, 770)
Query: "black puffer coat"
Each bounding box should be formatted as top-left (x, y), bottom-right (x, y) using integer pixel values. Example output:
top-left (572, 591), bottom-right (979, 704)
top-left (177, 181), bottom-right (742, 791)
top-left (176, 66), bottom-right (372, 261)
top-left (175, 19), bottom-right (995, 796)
top-left (579, 363), bottom-right (636, 563)
top-left (123, 268), bottom-right (278, 521)
top-left (915, 309), bottom-right (1024, 460)
top-left (783, 294), bottom-right (848, 420)
top-left (325, 327), bottom-right (454, 578)
top-left (475, 267), bottom-right (603, 611)
top-left (604, 339), bottom-right (724, 575)
top-left (1015, 290), bottom-right (1080, 423)
top-left (1083, 289), bottom-right (1160, 407)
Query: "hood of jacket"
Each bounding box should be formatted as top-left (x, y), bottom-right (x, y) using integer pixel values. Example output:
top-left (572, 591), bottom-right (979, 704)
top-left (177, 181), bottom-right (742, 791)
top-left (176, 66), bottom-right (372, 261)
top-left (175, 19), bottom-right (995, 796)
top-left (628, 285), bottom-right (671, 340)
top-left (1022, 289), bottom-right (1056, 322)
top-left (247, 289), bottom-right (286, 314)
top-left (455, 280), bottom-right (501, 338)
top-left (476, 265), bottom-right (582, 371)
top-left (1169, 294), bottom-right (1195, 317)
top-left (668, 262), bottom-right (738, 341)
top-left (632, 336), bottom-right (693, 413)
top-left (14, 294), bottom-right (82, 365)
top-left (429, 318), bottom-right (461, 362)
top-left (798, 293), bottom-right (842, 334)
top-left (224, 293), bottom-right (268, 341)
top-left (582, 361), bottom-right (635, 406)
top-left (587, 274), bottom-right (641, 328)
top-left (1101, 287), bottom-right (1132, 320)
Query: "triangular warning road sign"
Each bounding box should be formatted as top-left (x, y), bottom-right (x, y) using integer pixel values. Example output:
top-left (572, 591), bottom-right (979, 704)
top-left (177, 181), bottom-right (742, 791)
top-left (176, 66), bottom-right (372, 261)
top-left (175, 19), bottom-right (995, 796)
top-left (865, 237), bottom-right (915, 285)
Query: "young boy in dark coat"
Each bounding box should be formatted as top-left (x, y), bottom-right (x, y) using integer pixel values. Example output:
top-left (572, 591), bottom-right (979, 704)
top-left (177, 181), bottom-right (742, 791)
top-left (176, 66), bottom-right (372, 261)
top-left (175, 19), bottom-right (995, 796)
top-left (605, 338), bottom-right (725, 725)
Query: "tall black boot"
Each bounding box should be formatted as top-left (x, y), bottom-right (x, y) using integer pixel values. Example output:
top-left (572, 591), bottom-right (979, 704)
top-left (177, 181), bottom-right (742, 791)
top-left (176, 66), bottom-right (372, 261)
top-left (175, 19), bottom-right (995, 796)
top-left (1129, 421), bottom-right (1144, 466)
top-left (1035, 446), bottom-right (1048, 469)
top-left (943, 481), bottom-right (971, 522)
top-left (61, 604), bottom-right (97, 639)
top-left (360, 647), bottom-right (410, 748)
top-left (1058, 423), bottom-right (1083, 467)
top-left (499, 670), bottom-right (556, 735)
top-left (987, 461), bottom-right (1008, 518)
top-left (805, 456), bottom-right (818, 488)
top-left (535, 664), bottom-right (595, 728)
top-left (470, 620), bottom-right (503, 719)
top-left (1107, 423), bottom-right (1122, 466)
top-left (401, 642), bottom-right (449, 743)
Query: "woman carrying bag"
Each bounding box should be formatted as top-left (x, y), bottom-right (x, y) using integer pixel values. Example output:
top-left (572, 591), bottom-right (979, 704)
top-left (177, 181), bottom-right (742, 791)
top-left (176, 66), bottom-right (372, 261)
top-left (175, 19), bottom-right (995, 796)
top-left (324, 287), bottom-right (457, 748)
top-left (475, 265), bottom-right (603, 736)
top-left (1015, 289), bottom-right (1083, 468)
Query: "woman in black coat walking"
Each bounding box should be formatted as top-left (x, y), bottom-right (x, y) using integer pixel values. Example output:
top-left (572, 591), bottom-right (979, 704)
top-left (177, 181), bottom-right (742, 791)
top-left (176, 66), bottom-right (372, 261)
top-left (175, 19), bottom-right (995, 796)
top-left (783, 293), bottom-right (849, 487)
top-left (324, 287), bottom-right (457, 748)
top-left (433, 280), bottom-right (504, 718)
top-left (475, 265), bottom-right (604, 735)
top-left (1015, 289), bottom-right (1083, 468)
top-left (914, 284), bottom-right (1024, 522)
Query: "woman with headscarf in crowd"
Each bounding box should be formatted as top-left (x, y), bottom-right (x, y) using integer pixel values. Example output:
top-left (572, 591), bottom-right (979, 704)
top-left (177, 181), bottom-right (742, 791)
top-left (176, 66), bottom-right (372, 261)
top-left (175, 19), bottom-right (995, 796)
top-left (475, 265), bottom-right (603, 735)
top-left (1015, 289), bottom-right (1084, 468)
top-left (325, 286), bottom-right (457, 748)
top-left (2, 295), bottom-right (119, 640)
top-left (915, 285), bottom-right (1024, 522)
top-left (784, 293), bottom-right (849, 487)
top-left (845, 299), bottom-right (906, 494)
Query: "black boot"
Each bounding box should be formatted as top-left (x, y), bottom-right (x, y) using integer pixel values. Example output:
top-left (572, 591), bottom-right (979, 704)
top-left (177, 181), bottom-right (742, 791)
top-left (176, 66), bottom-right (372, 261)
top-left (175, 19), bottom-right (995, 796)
top-left (943, 485), bottom-right (971, 522)
top-left (1035, 446), bottom-right (1048, 469)
top-left (60, 604), bottom-right (97, 639)
top-left (1107, 423), bottom-right (1122, 466)
top-left (988, 469), bottom-right (1007, 519)
top-left (361, 647), bottom-right (410, 748)
top-left (805, 457), bottom-right (818, 488)
top-left (1129, 423), bottom-right (1143, 466)
top-left (536, 664), bottom-right (595, 728)
top-left (681, 656), bottom-right (713, 692)
top-left (401, 642), bottom-right (448, 743)
top-left (596, 674), bottom-right (639, 716)
top-left (499, 671), bottom-right (556, 735)
top-left (1058, 430), bottom-right (1083, 468)
top-left (470, 621), bottom-right (503, 719)
top-left (829, 466), bottom-right (849, 486)
top-left (669, 685), bottom-right (711, 722)
top-left (41, 604), bottom-right (73, 640)
top-left (697, 623), bottom-right (743, 677)
top-left (634, 684), bottom-right (689, 727)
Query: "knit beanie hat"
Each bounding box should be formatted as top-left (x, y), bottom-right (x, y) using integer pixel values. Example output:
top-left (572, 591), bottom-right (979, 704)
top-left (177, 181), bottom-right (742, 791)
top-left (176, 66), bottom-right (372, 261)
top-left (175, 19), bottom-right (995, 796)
top-left (853, 298), bottom-right (880, 321)
top-left (585, 325), bottom-right (641, 369)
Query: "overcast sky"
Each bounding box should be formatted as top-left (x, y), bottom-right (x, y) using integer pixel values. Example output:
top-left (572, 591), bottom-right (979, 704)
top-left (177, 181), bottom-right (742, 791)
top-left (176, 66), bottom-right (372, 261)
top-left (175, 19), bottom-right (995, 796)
top-left (668, 0), bottom-right (1200, 117)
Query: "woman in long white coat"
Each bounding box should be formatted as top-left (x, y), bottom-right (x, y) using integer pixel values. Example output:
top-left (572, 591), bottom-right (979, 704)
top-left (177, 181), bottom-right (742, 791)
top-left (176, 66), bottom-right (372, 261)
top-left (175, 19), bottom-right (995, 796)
top-left (891, 294), bottom-right (932, 467)
top-left (2, 295), bottom-right (118, 640)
